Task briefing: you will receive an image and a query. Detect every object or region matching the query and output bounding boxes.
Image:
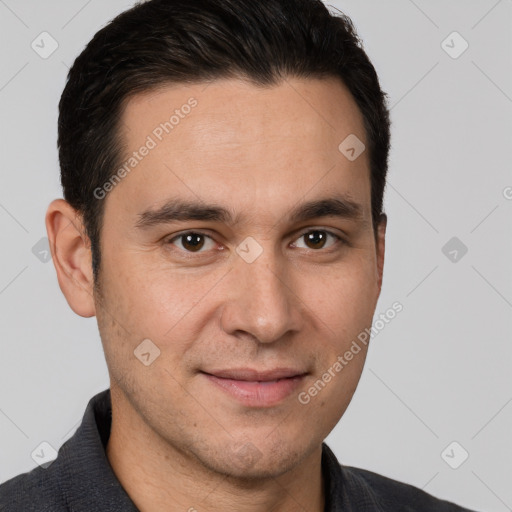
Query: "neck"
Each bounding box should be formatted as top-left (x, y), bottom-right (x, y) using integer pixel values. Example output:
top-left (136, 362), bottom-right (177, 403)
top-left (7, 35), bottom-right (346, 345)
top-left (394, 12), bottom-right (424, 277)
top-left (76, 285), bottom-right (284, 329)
top-left (106, 386), bottom-right (325, 512)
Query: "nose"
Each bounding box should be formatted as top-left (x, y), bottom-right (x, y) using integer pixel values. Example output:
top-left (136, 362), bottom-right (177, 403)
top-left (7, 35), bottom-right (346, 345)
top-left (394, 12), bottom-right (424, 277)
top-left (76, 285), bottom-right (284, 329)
top-left (219, 245), bottom-right (304, 344)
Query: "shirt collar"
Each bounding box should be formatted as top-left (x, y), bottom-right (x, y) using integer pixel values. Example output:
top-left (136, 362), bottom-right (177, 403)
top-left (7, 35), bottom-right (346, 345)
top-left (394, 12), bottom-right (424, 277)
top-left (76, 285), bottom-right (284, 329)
top-left (53, 389), bottom-right (138, 510)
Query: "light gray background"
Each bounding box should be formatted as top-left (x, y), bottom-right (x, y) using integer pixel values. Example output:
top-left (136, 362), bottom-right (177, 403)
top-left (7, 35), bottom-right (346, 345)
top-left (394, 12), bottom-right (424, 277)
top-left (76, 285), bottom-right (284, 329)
top-left (0, 1), bottom-right (511, 510)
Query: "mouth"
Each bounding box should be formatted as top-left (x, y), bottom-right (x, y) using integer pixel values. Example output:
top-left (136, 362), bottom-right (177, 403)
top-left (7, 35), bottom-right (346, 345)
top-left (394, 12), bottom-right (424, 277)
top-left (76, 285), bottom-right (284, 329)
top-left (200, 368), bottom-right (308, 407)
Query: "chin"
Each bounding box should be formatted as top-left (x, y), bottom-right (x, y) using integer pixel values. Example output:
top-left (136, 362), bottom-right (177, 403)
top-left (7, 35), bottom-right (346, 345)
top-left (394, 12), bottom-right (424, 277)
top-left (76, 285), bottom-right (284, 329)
top-left (192, 437), bottom-right (314, 481)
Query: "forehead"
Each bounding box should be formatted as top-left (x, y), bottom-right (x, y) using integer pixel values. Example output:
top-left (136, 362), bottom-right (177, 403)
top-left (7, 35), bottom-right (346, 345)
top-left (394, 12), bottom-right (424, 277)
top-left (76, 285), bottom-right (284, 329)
top-left (110, 77), bottom-right (370, 222)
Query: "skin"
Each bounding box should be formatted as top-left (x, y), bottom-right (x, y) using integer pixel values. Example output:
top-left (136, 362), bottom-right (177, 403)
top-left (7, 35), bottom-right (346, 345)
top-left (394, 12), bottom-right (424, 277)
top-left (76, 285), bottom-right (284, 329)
top-left (46, 76), bottom-right (386, 512)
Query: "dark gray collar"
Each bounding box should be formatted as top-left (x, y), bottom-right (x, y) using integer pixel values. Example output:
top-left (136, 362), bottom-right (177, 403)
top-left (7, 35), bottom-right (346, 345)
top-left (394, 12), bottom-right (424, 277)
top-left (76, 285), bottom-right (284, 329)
top-left (52, 389), bottom-right (139, 510)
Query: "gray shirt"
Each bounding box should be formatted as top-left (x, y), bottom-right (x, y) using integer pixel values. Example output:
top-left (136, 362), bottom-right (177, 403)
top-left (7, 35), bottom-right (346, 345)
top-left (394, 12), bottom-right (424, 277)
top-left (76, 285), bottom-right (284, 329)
top-left (0, 389), bottom-right (477, 511)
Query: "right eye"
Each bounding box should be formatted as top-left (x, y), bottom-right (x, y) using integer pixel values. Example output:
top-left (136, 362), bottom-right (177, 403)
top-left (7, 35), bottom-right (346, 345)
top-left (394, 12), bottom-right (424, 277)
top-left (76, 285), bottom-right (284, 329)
top-left (166, 231), bottom-right (217, 253)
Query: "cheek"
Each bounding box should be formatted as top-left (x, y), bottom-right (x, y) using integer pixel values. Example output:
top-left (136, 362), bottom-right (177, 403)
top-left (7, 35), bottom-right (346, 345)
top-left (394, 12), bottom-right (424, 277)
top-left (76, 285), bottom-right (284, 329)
top-left (301, 259), bottom-right (379, 339)
top-left (99, 254), bottom-right (228, 361)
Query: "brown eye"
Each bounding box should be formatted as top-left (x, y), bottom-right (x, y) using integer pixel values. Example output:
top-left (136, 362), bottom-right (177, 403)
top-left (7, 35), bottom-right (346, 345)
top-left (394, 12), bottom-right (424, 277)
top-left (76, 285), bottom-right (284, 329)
top-left (169, 232), bottom-right (215, 253)
top-left (304, 231), bottom-right (327, 249)
top-left (181, 233), bottom-right (205, 251)
top-left (292, 230), bottom-right (341, 250)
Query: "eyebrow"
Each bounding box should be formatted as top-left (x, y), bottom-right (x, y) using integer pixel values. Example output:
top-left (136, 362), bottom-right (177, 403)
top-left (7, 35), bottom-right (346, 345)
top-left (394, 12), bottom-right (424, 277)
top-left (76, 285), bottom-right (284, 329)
top-left (135, 195), bottom-right (364, 230)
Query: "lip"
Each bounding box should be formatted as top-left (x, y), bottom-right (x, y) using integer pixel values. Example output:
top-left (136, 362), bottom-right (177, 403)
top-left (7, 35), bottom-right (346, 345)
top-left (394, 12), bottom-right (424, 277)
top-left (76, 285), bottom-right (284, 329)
top-left (201, 368), bottom-right (307, 407)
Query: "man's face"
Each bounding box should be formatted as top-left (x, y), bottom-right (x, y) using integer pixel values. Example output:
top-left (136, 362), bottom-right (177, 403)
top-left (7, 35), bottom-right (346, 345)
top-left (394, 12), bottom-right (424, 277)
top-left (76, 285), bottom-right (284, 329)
top-left (94, 77), bottom-right (385, 478)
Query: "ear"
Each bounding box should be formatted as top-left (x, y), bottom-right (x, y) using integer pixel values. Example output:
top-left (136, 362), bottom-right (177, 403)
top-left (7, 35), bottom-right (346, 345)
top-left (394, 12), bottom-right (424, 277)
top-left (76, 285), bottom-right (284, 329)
top-left (45, 199), bottom-right (96, 318)
top-left (375, 213), bottom-right (387, 292)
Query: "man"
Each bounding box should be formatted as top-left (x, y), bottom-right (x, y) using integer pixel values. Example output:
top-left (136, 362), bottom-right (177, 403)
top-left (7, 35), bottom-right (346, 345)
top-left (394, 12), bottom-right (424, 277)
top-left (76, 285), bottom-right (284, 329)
top-left (0, 0), bottom-right (477, 510)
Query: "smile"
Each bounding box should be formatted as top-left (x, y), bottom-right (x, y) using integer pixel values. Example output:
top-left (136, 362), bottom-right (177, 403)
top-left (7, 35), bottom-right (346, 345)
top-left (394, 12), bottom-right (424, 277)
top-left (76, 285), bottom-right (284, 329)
top-left (200, 368), bottom-right (308, 407)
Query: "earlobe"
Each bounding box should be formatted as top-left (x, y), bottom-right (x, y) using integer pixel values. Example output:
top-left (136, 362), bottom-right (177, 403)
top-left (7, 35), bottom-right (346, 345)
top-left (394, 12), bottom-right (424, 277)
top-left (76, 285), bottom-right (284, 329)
top-left (376, 213), bottom-right (387, 292)
top-left (45, 199), bottom-right (96, 318)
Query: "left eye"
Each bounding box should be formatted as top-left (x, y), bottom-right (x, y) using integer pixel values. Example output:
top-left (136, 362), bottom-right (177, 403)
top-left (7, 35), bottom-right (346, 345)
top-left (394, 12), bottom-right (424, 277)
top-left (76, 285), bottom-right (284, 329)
top-left (169, 232), bottom-right (216, 253)
top-left (292, 230), bottom-right (341, 250)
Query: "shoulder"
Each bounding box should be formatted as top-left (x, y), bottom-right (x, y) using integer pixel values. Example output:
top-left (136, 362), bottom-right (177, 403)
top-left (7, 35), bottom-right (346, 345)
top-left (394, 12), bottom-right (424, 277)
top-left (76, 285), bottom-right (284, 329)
top-left (0, 464), bottom-right (66, 511)
top-left (340, 464), bottom-right (477, 512)
top-left (0, 390), bottom-right (113, 512)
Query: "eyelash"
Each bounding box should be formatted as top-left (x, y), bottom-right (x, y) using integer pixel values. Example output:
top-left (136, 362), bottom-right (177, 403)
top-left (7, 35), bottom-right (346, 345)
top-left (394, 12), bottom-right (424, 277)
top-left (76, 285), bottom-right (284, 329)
top-left (165, 229), bottom-right (346, 256)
